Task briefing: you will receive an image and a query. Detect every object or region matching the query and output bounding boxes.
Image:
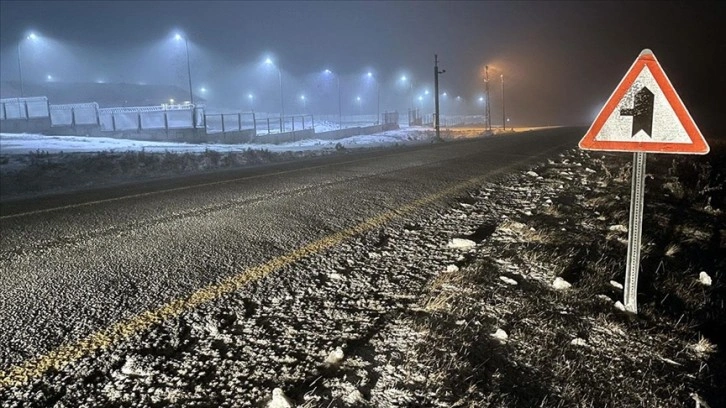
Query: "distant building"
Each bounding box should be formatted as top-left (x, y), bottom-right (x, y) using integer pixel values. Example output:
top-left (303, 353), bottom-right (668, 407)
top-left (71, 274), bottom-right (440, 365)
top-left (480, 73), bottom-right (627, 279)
top-left (0, 81), bottom-right (206, 108)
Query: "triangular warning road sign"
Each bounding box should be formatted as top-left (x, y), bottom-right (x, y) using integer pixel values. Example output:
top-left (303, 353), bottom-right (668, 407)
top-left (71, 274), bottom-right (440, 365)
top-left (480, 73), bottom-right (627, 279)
top-left (579, 49), bottom-right (709, 154)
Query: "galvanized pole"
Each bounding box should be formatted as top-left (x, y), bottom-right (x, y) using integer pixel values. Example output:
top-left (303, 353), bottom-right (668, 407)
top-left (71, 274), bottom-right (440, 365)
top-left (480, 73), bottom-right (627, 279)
top-left (184, 38), bottom-right (194, 106)
top-left (434, 54), bottom-right (445, 140)
top-left (501, 74), bottom-right (505, 130)
top-left (485, 65), bottom-right (491, 131)
top-left (337, 75), bottom-right (342, 130)
top-left (624, 151), bottom-right (647, 314)
top-left (16, 41), bottom-right (24, 98)
top-left (278, 67), bottom-right (284, 131)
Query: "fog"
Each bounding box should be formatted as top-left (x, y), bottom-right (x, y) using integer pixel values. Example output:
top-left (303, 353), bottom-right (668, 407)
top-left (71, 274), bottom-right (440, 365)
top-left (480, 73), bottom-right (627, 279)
top-left (0, 1), bottom-right (722, 128)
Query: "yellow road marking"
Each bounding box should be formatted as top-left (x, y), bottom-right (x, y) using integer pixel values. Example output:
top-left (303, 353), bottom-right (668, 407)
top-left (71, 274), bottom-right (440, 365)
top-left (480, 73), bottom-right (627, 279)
top-left (0, 142), bottom-right (568, 389)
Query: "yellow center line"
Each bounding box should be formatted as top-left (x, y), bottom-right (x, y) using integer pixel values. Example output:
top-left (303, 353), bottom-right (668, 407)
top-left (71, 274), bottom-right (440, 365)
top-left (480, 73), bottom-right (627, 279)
top-left (0, 173), bottom-right (484, 389)
top-left (0, 141), bottom-right (569, 389)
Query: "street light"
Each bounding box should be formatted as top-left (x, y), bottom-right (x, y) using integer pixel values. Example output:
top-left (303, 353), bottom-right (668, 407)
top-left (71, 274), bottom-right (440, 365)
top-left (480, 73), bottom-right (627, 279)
top-left (356, 96), bottom-right (362, 114)
top-left (300, 94), bottom-right (306, 111)
top-left (174, 33), bottom-right (194, 106)
top-left (247, 93), bottom-right (254, 111)
top-left (366, 71), bottom-right (380, 124)
top-left (17, 32), bottom-right (39, 97)
top-left (323, 69), bottom-right (342, 129)
top-left (400, 75), bottom-right (414, 113)
top-left (264, 57), bottom-right (284, 122)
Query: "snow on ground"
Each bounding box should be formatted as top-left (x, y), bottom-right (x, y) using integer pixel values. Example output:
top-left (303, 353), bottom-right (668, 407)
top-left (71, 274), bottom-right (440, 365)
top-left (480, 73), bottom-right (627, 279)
top-left (0, 127), bottom-right (434, 155)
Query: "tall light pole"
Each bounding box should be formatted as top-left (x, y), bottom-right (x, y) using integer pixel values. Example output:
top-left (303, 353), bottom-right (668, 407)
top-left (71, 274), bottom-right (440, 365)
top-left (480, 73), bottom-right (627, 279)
top-left (400, 75), bottom-right (414, 114)
top-left (485, 65), bottom-right (492, 131)
top-left (356, 96), bottom-right (362, 114)
top-left (367, 72), bottom-right (380, 124)
top-left (17, 32), bottom-right (37, 98)
top-left (265, 57), bottom-right (284, 122)
top-left (248, 93), bottom-right (254, 111)
top-left (434, 54), bottom-right (446, 140)
top-left (300, 94), bottom-right (306, 111)
top-left (501, 74), bottom-right (506, 130)
top-left (324, 69), bottom-right (342, 129)
top-left (174, 33), bottom-right (194, 106)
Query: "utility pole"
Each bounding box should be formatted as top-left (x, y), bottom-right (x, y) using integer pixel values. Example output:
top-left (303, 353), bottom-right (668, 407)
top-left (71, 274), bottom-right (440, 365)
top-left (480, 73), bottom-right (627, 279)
top-left (485, 65), bottom-right (491, 131)
top-left (434, 54), bottom-right (446, 140)
top-left (501, 74), bottom-right (506, 130)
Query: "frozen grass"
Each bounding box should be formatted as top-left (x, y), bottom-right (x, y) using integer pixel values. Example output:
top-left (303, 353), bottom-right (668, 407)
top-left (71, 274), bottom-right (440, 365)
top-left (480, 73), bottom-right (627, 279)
top-left (370, 146), bottom-right (725, 407)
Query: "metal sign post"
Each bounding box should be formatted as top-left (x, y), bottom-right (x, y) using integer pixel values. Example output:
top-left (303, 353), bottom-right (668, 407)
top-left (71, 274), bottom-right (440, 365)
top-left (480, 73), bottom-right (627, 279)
top-left (579, 49), bottom-right (709, 315)
top-left (624, 152), bottom-right (646, 313)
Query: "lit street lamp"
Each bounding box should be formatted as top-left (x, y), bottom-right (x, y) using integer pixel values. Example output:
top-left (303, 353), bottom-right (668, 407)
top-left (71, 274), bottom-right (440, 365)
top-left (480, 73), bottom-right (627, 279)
top-left (356, 96), bottom-right (362, 114)
top-left (264, 57), bottom-right (284, 122)
top-left (400, 75), bottom-right (414, 112)
top-left (174, 33), bottom-right (194, 106)
top-left (247, 93), bottom-right (254, 111)
top-left (323, 69), bottom-right (342, 129)
top-left (17, 32), bottom-right (39, 97)
top-left (300, 94), bottom-right (306, 111)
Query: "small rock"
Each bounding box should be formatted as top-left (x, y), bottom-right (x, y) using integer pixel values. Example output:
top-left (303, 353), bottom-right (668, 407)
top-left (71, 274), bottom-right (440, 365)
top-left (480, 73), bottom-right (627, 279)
top-left (570, 338), bottom-right (587, 346)
top-left (552, 277), bottom-right (571, 290)
top-left (499, 276), bottom-right (518, 285)
top-left (585, 167), bottom-right (597, 173)
top-left (698, 271), bottom-right (712, 286)
top-left (325, 347), bottom-right (345, 366)
top-left (447, 238), bottom-right (476, 250)
top-left (446, 265), bottom-right (459, 273)
top-left (526, 171), bottom-right (539, 177)
top-left (609, 280), bottom-right (624, 290)
top-left (491, 328), bottom-right (508, 343)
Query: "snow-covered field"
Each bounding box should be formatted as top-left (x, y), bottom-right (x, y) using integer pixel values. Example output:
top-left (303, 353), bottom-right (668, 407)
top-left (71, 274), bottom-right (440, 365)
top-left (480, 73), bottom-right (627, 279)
top-left (0, 127), bottom-right (436, 155)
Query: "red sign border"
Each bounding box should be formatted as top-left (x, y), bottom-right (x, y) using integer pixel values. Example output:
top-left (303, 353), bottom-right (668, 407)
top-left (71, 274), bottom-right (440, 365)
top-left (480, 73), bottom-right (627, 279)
top-left (579, 50), bottom-right (709, 154)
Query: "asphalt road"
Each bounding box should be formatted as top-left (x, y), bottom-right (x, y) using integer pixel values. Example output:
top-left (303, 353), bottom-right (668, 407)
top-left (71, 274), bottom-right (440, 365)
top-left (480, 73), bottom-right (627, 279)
top-left (0, 127), bottom-right (581, 378)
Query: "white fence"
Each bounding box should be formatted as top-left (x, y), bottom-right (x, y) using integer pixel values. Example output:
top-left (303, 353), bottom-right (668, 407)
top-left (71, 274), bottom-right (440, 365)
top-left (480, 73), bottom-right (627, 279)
top-left (97, 105), bottom-right (196, 131)
top-left (50, 103), bottom-right (100, 126)
top-left (0, 97), bottom-right (50, 120)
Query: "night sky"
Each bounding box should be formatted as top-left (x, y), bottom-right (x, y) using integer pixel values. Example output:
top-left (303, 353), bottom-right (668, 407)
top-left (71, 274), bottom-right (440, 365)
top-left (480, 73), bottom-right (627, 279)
top-left (1, 1), bottom-right (723, 130)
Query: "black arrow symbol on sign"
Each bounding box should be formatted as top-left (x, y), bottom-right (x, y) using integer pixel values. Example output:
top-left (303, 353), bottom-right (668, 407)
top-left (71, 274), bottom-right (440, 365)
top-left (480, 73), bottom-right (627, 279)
top-left (620, 86), bottom-right (654, 137)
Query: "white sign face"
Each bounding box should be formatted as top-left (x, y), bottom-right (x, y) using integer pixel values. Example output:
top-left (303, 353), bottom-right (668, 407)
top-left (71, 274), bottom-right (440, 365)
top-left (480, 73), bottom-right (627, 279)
top-left (579, 49), bottom-right (709, 154)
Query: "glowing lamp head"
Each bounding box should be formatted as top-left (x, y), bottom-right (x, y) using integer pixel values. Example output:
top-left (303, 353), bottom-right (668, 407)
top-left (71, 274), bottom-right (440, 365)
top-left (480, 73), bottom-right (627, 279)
top-left (324, 69), bottom-right (332, 74)
top-left (174, 34), bottom-right (182, 41)
top-left (27, 33), bottom-right (37, 40)
top-left (401, 75), bottom-right (407, 81)
top-left (264, 58), bottom-right (273, 65)
top-left (367, 72), bottom-right (373, 78)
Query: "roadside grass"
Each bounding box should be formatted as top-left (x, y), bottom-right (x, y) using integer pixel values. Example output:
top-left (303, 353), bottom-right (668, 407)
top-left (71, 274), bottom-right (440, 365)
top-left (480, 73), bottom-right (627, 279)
top-left (402, 145), bottom-right (725, 407)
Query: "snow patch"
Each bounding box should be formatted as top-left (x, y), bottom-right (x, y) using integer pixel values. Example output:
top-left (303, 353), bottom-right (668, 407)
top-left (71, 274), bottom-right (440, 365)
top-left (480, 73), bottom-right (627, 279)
top-left (698, 271), bottom-right (712, 286)
top-left (446, 238), bottom-right (476, 250)
top-left (609, 280), bottom-right (624, 290)
top-left (499, 276), bottom-right (518, 286)
top-left (491, 328), bottom-right (508, 343)
top-left (552, 277), bottom-right (571, 290)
